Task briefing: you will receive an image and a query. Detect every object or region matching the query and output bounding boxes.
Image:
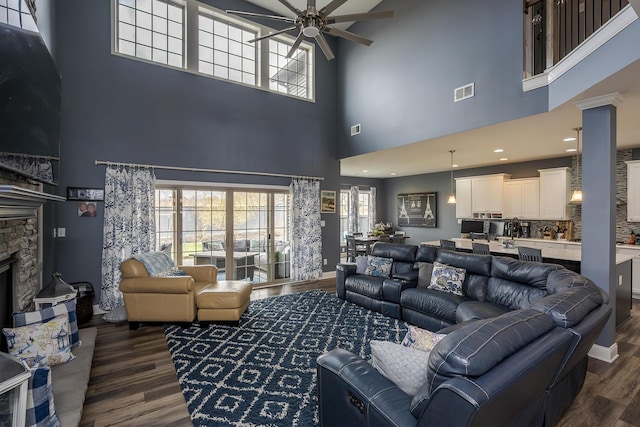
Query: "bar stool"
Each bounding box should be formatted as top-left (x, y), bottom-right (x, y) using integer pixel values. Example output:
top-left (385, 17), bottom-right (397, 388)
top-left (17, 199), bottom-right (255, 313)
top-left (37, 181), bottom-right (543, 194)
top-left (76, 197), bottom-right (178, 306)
top-left (472, 242), bottom-right (490, 255)
top-left (518, 246), bottom-right (542, 262)
top-left (440, 240), bottom-right (456, 251)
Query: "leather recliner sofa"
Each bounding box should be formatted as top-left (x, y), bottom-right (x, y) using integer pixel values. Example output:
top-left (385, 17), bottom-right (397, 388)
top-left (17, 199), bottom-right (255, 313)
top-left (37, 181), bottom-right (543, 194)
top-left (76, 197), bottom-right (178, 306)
top-left (331, 242), bottom-right (611, 426)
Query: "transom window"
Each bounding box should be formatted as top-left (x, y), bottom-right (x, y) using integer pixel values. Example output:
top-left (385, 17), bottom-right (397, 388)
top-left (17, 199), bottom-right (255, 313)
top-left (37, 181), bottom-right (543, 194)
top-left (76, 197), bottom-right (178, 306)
top-left (116, 0), bottom-right (184, 67)
top-left (198, 13), bottom-right (256, 85)
top-left (0, 0), bottom-right (37, 31)
top-left (113, 0), bottom-right (314, 101)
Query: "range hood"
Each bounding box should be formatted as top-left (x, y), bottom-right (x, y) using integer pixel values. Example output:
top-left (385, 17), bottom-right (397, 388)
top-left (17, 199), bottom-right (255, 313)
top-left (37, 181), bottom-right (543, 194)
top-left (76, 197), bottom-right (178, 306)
top-left (0, 185), bottom-right (65, 220)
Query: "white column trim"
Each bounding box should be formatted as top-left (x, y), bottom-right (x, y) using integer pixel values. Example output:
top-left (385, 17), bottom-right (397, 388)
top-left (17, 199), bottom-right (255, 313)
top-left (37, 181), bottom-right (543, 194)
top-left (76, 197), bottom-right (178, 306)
top-left (574, 93), bottom-right (626, 110)
top-left (588, 342), bottom-right (619, 363)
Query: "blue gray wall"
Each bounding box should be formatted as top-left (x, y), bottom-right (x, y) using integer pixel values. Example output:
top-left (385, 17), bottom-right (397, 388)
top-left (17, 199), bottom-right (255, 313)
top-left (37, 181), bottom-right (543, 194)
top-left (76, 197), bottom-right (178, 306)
top-left (336, 0), bottom-right (549, 159)
top-left (52, 0), bottom-right (341, 304)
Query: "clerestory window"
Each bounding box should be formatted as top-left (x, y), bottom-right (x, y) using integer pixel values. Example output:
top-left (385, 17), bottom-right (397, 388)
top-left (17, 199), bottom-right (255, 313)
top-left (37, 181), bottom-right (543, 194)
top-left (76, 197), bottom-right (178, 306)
top-left (113, 0), bottom-right (314, 101)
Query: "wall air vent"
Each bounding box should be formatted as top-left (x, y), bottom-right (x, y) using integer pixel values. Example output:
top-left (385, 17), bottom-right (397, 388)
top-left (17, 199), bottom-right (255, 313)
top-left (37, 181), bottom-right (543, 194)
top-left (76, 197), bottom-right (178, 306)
top-left (454, 83), bottom-right (475, 102)
top-left (351, 124), bottom-right (361, 136)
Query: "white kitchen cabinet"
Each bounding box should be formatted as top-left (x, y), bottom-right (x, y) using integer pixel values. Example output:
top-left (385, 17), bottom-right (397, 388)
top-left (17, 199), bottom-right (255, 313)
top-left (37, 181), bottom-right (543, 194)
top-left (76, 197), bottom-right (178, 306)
top-left (503, 178), bottom-right (540, 219)
top-left (626, 161), bottom-right (640, 221)
top-left (455, 178), bottom-right (473, 218)
top-left (538, 167), bottom-right (571, 220)
top-left (471, 174), bottom-right (510, 218)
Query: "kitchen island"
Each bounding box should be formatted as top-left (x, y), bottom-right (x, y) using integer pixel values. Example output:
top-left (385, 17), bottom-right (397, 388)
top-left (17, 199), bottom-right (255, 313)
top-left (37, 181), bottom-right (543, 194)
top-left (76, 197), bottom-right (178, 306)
top-left (424, 237), bottom-right (634, 327)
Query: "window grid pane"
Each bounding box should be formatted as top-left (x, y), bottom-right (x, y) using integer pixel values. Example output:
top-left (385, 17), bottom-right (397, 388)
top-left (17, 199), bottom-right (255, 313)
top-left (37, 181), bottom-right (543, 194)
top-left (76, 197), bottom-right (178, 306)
top-left (269, 39), bottom-right (309, 98)
top-left (116, 0), bottom-right (184, 68)
top-left (198, 13), bottom-right (256, 84)
top-left (0, 0), bottom-right (37, 30)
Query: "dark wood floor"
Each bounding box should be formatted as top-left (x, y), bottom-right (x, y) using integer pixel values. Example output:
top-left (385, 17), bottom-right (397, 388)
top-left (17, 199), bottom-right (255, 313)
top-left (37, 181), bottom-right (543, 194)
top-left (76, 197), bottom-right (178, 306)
top-left (78, 281), bottom-right (640, 427)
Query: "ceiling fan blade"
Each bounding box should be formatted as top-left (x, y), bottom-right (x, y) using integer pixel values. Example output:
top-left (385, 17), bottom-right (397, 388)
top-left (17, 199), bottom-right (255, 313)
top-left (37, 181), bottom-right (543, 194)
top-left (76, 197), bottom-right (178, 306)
top-left (325, 26), bottom-right (373, 46)
top-left (320, 0), bottom-right (348, 16)
top-left (226, 10), bottom-right (295, 24)
top-left (277, 0), bottom-right (301, 15)
top-left (249, 26), bottom-right (299, 43)
top-left (327, 10), bottom-right (394, 24)
top-left (315, 32), bottom-right (335, 60)
top-left (287, 32), bottom-right (305, 58)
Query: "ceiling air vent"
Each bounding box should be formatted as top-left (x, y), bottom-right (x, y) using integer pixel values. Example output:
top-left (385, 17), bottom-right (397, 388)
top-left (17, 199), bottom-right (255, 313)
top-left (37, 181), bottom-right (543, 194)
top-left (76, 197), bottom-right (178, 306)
top-left (351, 124), bottom-right (361, 136)
top-left (454, 83), bottom-right (475, 102)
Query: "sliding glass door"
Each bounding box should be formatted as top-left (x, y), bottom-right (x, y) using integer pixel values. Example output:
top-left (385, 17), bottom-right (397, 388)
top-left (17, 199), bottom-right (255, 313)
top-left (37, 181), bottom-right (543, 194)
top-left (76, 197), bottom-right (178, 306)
top-left (154, 185), bottom-right (290, 284)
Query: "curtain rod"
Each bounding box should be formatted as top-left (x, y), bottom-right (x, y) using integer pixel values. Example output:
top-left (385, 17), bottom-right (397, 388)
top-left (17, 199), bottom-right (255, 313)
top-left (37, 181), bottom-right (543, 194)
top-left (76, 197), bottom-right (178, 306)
top-left (94, 160), bottom-right (324, 181)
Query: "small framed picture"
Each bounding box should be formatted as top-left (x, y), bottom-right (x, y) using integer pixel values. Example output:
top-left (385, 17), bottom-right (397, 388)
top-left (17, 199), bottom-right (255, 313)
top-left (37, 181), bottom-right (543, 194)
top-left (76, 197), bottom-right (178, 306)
top-left (77, 202), bottom-right (98, 217)
top-left (67, 187), bottom-right (104, 201)
top-left (321, 190), bottom-right (336, 213)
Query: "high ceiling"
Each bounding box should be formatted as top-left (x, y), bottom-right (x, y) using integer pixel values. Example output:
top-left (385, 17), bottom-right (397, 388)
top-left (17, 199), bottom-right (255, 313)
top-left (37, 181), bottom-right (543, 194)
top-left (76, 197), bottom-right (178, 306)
top-left (244, 1), bottom-right (640, 178)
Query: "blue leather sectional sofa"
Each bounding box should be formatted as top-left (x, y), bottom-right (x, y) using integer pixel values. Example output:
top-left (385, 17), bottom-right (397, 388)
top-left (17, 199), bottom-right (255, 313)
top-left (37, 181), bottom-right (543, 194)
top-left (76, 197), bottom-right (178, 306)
top-left (322, 242), bottom-right (611, 426)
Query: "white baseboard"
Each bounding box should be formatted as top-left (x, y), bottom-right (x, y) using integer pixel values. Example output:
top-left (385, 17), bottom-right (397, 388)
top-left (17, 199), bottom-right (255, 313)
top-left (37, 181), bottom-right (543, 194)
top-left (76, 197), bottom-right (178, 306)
top-left (588, 342), bottom-right (619, 363)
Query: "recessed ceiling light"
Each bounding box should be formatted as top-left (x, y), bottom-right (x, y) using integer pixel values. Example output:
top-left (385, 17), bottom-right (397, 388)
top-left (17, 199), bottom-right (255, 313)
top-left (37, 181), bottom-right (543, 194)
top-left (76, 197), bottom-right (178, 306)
top-left (499, 157), bottom-right (508, 161)
top-left (452, 164), bottom-right (459, 168)
top-left (362, 169), bottom-right (368, 173)
top-left (494, 149), bottom-right (504, 153)
top-left (563, 137), bottom-right (576, 142)
top-left (390, 172), bottom-right (396, 176)
top-left (566, 148), bottom-right (577, 152)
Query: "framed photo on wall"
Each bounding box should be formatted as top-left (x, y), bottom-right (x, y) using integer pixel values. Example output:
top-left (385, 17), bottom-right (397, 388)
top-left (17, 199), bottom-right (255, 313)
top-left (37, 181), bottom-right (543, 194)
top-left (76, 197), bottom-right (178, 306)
top-left (397, 192), bottom-right (437, 227)
top-left (321, 190), bottom-right (336, 213)
top-left (67, 187), bottom-right (104, 201)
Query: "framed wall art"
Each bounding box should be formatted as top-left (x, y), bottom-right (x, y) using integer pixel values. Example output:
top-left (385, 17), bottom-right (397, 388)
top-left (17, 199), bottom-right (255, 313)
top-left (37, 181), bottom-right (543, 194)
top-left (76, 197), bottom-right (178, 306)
top-left (321, 190), bottom-right (336, 213)
top-left (67, 187), bottom-right (104, 201)
top-left (397, 192), bottom-right (437, 227)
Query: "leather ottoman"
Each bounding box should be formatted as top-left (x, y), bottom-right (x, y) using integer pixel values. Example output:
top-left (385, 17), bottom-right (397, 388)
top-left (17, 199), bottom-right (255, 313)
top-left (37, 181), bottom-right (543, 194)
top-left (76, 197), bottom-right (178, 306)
top-left (196, 280), bottom-right (252, 324)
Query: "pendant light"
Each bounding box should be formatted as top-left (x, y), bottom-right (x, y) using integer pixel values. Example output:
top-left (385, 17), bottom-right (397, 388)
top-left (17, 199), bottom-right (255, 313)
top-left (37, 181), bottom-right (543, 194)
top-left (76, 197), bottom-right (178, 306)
top-left (447, 150), bottom-right (456, 204)
top-left (569, 127), bottom-right (583, 204)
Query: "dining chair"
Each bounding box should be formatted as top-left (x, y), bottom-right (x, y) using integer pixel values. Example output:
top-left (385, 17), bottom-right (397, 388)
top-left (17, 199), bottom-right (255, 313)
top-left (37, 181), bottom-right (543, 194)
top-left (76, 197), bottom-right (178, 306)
top-left (391, 235), bottom-right (405, 244)
top-left (346, 235), bottom-right (366, 262)
top-left (472, 242), bottom-right (490, 255)
top-left (378, 235), bottom-right (392, 243)
top-left (439, 239), bottom-right (457, 251)
top-left (394, 231), bottom-right (406, 237)
top-left (518, 246), bottom-right (542, 262)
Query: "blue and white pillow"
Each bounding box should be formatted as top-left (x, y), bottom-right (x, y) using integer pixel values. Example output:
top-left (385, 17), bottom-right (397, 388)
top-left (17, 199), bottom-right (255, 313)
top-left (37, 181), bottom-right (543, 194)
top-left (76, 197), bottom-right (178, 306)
top-left (355, 255), bottom-right (368, 274)
top-left (133, 251), bottom-right (178, 277)
top-left (364, 255), bottom-right (393, 278)
top-left (13, 299), bottom-right (80, 348)
top-left (26, 366), bottom-right (60, 427)
top-left (428, 262), bottom-right (466, 296)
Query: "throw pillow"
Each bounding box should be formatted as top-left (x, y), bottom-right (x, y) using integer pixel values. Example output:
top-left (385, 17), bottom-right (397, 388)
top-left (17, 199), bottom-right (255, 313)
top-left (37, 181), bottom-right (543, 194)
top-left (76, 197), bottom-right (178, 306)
top-left (26, 366), bottom-right (60, 427)
top-left (133, 251), bottom-right (178, 277)
top-left (102, 305), bottom-right (127, 323)
top-left (417, 262), bottom-right (434, 288)
top-left (364, 255), bottom-right (393, 278)
top-left (13, 299), bottom-right (81, 348)
top-left (370, 340), bottom-right (430, 396)
top-left (428, 262), bottom-right (466, 296)
top-left (355, 255), bottom-right (368, 274)
top-left (401, 325), bottom-right (446, 352)
top-left (3, 313), bottom-right (75, 368)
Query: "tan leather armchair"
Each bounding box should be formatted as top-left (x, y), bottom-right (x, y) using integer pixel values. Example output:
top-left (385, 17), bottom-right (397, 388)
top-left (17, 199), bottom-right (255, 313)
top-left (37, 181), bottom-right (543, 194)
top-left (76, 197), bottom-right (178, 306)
top-left (119, 258), bottom-right (217, 329)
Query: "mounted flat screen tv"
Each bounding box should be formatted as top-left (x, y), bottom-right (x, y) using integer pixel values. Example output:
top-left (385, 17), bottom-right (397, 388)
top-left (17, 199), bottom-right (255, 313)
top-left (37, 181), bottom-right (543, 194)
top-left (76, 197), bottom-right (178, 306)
top-left (0, 15), bottom-right (61, 184)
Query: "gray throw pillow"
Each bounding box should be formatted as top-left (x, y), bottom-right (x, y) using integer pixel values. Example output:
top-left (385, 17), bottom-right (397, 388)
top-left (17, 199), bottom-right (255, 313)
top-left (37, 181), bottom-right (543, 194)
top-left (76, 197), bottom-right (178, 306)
top-left (102, 306), bottom-right (127, 323)
top-left (417, 262), bottom-right (434, 288)
top-left (355, 255), bottom-right (368, 274)
top-left (370, 340), bottom-right (431, 396)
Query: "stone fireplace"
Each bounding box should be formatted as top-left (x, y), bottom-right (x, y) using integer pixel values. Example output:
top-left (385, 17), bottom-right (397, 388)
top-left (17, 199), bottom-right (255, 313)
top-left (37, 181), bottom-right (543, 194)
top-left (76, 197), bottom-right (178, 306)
top-left (0, 168), bottom-right (64, 346)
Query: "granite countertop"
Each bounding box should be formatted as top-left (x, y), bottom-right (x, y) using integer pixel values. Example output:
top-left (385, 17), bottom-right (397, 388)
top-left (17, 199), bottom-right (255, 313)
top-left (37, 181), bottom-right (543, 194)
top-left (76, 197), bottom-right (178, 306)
top-left (422, 238), bottom-right (635, 265)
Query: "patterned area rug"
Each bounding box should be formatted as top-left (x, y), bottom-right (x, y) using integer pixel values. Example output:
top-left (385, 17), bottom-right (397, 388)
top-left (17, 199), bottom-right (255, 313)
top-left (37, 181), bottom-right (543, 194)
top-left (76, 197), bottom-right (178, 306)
top-left (164, 290), bottom-right (407, 427)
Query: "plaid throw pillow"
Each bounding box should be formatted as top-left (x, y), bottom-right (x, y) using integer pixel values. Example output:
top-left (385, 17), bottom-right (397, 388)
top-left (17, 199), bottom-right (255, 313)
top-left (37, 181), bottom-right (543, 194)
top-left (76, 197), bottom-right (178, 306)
top-left (13, 299), bottom-right (80, 348)
top-left (26, 366), bottom-right (60, 427)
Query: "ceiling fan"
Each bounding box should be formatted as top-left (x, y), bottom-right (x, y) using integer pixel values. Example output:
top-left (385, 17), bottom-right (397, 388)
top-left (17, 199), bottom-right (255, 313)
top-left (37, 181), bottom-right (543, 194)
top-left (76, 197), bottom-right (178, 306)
top-left (226, 0), bottom-right (393, 60)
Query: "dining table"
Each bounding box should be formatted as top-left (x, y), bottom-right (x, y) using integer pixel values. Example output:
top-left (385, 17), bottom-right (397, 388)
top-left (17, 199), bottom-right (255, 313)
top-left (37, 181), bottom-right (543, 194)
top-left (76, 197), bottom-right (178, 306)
top-left (355, 235), bottom-right (410, 254)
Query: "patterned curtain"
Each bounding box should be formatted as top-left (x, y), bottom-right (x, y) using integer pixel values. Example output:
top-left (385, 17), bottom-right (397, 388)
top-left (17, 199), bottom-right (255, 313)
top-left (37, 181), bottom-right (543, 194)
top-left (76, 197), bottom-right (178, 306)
top-left (349, 185), bottom-right (359, 234)
top-left (369, 186), bottom-right (377, 229)
top-left (290, 179), bottom-right (322, 281)
top-left (100, 166), bottom-right (156, 311)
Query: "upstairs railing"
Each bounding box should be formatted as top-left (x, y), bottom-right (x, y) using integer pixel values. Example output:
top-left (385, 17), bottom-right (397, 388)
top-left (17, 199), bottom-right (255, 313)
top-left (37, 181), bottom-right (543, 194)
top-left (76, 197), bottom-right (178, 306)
top-left (523, 0), bottom-right (630, 78)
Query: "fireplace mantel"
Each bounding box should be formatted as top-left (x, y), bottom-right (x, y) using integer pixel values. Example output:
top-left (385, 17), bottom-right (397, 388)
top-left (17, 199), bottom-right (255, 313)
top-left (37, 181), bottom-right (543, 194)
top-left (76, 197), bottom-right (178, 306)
top-left (0, 185), bottom-right (65, 220)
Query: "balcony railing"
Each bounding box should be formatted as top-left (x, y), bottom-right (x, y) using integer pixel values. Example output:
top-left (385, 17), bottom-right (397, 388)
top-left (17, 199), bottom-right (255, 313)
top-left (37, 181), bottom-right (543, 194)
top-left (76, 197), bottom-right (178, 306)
top-left (524, 0), bottom-right (630, 78)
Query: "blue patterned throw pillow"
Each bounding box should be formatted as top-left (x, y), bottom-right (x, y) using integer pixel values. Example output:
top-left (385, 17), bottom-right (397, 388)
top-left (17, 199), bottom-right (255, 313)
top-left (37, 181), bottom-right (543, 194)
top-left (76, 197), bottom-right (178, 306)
top-left (13, 299), bottom-right (80, 348)
top-left (428, 262), bottom-right (466, 296)
top-left (364, 255), bottom-right (393, 278)
top-left (133, 251), bottom-right (178, 277)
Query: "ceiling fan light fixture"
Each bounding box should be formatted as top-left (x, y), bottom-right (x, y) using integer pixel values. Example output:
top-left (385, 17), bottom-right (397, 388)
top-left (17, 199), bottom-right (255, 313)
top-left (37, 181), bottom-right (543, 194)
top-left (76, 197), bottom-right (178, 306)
top-left (302, 25), bottom-right (320, 37)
